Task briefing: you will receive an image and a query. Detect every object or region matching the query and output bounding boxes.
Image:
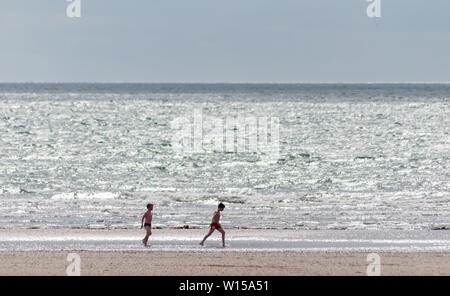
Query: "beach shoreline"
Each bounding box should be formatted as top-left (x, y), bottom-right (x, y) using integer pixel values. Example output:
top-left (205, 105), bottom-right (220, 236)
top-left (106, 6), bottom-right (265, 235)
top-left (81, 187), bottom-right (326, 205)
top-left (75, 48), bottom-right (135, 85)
top-left (1, 228), bottom-right (450, 251)
top-left (0, 229), bottom-right (449, 275)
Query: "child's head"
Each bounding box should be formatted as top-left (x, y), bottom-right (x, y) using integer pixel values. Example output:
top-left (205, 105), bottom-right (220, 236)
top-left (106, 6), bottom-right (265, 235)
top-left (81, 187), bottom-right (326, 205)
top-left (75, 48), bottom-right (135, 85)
top-left (147, 203), bottom-right (153, 210)
top-left (218, 203), bottom-right (225, 211)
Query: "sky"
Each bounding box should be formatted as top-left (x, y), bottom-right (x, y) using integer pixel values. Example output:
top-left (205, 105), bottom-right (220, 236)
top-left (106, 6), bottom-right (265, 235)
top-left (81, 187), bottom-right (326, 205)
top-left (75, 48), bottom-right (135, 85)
top-left (1, 0), bottom-right (450, 83)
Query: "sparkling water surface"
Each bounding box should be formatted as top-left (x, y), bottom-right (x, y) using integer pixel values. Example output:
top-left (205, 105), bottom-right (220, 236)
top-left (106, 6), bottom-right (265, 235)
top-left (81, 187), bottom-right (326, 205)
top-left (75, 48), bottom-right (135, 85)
top-left (1, 229), bottom-right (449, 252)
top-left (0, 83), bottom-right (449, 230)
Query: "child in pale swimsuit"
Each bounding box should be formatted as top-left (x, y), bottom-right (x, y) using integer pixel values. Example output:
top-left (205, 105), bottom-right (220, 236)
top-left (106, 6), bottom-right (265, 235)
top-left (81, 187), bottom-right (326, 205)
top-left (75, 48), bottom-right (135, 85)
top-left (141, 203), bottom-right (153, 246)
top-left (200, 203), bottom-right (226, 247)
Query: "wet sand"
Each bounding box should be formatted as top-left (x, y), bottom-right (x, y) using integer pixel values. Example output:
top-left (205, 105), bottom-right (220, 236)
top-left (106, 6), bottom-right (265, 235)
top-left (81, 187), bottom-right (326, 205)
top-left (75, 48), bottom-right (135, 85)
top-left (0, 229), bottom-right (449, 275)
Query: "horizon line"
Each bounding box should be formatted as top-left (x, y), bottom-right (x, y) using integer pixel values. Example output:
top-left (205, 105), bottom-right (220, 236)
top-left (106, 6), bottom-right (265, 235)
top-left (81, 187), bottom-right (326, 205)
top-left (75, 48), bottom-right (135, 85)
top-left (1, 81), bottom-right (450, 84)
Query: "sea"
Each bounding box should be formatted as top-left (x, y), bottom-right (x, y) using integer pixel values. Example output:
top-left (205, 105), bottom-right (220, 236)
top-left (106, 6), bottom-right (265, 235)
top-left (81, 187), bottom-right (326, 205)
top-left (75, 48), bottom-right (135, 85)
top-left (0, 83), bottom-right (449, 231)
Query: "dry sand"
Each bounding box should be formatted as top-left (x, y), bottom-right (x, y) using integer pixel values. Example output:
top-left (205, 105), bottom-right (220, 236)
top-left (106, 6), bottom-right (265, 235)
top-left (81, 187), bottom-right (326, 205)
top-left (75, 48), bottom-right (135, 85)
top-left (1, 250), bottom-right (449, 276)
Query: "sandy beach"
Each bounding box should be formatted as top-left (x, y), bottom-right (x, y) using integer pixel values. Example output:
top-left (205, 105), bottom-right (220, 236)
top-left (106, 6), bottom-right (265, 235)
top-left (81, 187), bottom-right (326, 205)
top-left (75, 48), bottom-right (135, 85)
top-left (0, 229), bottom-right (449, 275)
top-left (1, 250), bottom-right (449, 276)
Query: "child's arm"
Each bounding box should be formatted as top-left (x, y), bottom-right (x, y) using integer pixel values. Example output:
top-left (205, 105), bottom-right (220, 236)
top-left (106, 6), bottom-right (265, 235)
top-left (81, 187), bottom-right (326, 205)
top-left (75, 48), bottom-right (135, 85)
top-left (141, 213), bottom-right (145, 228)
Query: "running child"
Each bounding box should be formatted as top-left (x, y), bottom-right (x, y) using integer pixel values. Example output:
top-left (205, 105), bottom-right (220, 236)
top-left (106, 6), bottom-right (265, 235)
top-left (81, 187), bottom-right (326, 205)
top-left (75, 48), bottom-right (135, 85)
top-left (200, 203), bottom-right (226, 247)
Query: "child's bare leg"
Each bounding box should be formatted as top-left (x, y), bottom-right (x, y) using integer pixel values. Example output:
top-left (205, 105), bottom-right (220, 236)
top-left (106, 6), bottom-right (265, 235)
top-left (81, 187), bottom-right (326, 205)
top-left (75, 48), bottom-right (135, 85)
top-left (218, 228), bottom-right (226, 247)
top-left (200, 229), bottom-right (214, 246)
top-left (143, 227), bottom-right (152, 246)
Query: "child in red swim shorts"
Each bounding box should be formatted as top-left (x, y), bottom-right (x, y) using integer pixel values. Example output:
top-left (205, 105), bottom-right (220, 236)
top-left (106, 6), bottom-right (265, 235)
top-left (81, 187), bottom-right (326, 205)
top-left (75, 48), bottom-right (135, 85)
top-left (200, 203), bottom-right (226, 247)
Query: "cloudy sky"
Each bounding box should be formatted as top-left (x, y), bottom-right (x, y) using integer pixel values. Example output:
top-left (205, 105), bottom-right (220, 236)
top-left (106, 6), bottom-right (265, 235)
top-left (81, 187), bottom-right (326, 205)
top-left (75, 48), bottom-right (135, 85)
top-left (1, 0), bottom-right (449, 82)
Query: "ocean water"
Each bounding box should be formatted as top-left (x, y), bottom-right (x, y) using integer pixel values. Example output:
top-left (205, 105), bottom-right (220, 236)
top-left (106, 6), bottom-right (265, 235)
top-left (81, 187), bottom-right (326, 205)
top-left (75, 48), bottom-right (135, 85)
top-left (0, 83), bottom-right (449, 230)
